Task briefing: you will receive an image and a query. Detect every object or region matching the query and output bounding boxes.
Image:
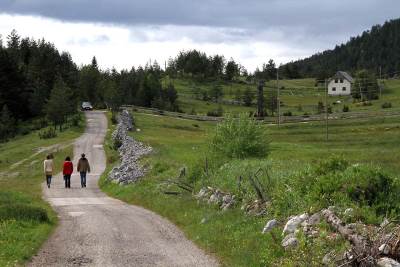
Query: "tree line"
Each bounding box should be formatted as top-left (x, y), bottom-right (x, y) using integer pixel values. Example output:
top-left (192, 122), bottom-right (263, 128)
top-left (0, 30), bottom-right (178, 141)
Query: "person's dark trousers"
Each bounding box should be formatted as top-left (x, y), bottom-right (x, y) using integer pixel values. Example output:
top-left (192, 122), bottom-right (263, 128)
top-left (80, 172), bottom-right (87, 187)
top-left (46, 175), bottom-right (52, 188)
top-left (64, 174), bottom-right (71, 188)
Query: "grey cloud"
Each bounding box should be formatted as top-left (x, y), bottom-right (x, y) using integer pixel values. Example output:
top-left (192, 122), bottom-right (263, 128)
top-left (0, 0), bottom-right (399, 35)
top-left (1, 0), bottom-right (399, 64)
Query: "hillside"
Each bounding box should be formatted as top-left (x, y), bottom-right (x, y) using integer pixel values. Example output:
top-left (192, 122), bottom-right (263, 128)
top-left (283, 18), bottom-right (400, 78)
top-left (168, 77), bottom-right (400, 118)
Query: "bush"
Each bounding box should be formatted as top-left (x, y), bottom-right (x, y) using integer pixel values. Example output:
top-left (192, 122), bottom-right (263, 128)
top-left (71, 113), bottom-right (82, 127)
top-left (210, 114), bottom-right (269, 159)
top-left (381, 102), bottom-right (392, 109)
top-left (283, 111), bottom-right (292, 116)
top-left (0, 204), bottom-right (49, 222)
top-left (272, 157), bottom-right (400, 223)
top-left (342, 105), bottom-right (350, 112)
top-left (38, 128), bottom-right (57, 139)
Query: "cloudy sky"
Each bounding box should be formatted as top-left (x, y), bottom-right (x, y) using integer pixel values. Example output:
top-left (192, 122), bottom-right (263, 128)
top-left (0, 0), bottom-right (399, 71)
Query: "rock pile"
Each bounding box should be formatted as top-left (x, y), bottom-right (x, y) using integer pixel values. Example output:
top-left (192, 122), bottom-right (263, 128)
top-left (196, 187), bottom-right (236, 211)
top-left (108, 110), bottom-right (152, 185)
top-left (119, 109), bottom-right (134, 131)
top-left (261, 212), bottom-right (322, 250)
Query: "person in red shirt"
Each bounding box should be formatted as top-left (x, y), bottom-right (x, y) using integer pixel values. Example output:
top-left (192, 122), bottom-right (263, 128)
top-left (63, 156), bottom-right (73, 188)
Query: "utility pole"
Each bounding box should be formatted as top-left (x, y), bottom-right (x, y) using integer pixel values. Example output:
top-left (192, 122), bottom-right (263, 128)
top-left (277, 68), bottom-right (280, 127)
top-left (379, 66), bottom-right (382, 98)
top-left (325, 79), bottom-right (328, 141)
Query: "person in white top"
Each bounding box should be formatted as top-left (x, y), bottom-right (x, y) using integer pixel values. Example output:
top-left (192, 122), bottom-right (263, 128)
top-left (43, 155), bottom-right (54, 188)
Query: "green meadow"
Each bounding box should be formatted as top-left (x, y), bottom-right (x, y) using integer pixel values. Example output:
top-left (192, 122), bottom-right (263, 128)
top-left (100, 111), bottom-right (400, 266)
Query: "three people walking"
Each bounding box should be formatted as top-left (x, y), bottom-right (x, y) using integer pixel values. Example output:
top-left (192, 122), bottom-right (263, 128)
top-left (44, 153), bottom-right (91, 189)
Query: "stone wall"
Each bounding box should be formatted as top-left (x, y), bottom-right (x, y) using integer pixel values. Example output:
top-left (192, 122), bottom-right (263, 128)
top-left (108, 110), bottom-right (152, 185)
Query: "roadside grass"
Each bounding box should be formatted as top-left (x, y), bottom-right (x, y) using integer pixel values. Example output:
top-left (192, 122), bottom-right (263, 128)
top-left (100, 111), bottom-right (400, 266)
top-left (0, 119), bottom-right (83, 266)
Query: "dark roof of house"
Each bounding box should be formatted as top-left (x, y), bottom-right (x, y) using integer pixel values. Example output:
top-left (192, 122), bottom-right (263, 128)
top-left (330, 71), bottom-right (354, 83)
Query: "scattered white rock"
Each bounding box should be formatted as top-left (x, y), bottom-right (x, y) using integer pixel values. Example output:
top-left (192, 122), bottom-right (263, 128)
top-left (200, 218), bottom-right (207, 224)
top-left (262, 219), bottom-right (277, 234)
top-left (208, 193), bottom-right (221, 205)
top-left (196, 187), bottom-right (236, 211)
top-left (377, 257), bottom-right (400, 267)
top-left (308, 212), bottom-right (321, 225)
top-left (281, 233), bottom-right (298, 249)
top-left (379, 244), bottom-right (391, 255)
top-left (282, 213), bottom-right (309, 235)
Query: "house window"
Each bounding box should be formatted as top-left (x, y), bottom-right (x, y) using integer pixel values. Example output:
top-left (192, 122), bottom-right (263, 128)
top-left (342, 87), bottom-right (346, 91)
top-left (332, 87), bottom-right (336, 91)
top-left (335, 79), bottom-right (338, 83)
top-left (340, 79), bottom-right (344, 83)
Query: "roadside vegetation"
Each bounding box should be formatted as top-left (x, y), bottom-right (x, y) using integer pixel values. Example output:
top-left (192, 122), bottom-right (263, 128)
top-left (100, 111), bottom-right (400, 266)
top-left (0, 116), bottom-right (83, 266)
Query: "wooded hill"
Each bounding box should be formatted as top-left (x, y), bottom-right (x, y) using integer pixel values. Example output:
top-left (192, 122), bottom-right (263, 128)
top-left (283, 18), bottom-right (400, 79)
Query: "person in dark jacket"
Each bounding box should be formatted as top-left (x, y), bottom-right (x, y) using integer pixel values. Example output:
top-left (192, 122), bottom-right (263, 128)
top-left (63, 156), bottom-right (73, 188)
top-left (77, 153), bottom-right (90, 188)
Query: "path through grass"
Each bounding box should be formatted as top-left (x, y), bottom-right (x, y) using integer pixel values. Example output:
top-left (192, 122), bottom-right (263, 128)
top-left (0, 122), bottom-right (83, 266)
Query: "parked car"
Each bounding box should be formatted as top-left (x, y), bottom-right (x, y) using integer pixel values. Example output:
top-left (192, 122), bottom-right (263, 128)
top-left (81, 102), bottom-right (93, 111)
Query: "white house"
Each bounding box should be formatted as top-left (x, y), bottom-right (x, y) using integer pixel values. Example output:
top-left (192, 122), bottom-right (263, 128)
top-left (328, 71), bottom-right (354, 96)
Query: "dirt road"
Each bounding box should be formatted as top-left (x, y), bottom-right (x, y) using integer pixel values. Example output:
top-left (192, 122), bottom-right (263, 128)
top-left (29, 111), bottom-right (218, 267)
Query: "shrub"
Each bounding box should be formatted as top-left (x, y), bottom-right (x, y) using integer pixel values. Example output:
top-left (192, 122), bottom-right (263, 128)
top-left (0, 204), bottom-right (49, 222)
top-left (381, 102), bottom-right (392, 109)
top-left (38, 128), bottom-right (57, 139)
top-left (273, 157), bottom-right (400, 223)
top-left (71, 113), bottom-right (82, 126)
top-left (210, 114), bottom-right (269, 159)
top-left (283, 111), bottom-right (292, 116)
top-left (342, 105), bottom-right (350, 112)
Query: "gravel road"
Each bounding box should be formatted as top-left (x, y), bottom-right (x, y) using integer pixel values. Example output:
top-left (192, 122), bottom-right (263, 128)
top-left (29, 111), bottom-right (218, 267)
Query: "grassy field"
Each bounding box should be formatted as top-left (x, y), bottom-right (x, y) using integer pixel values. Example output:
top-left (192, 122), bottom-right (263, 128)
top-left (100, 111), bottom-right (400, 266)
top-left (0, 120), bottom-right (83, 266)
top-left (169, 77), bottom-right (400, 117)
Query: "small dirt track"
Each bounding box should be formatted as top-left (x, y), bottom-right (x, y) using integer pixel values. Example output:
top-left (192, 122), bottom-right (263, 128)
top-left (29, 111), bottom-right (218, 267)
